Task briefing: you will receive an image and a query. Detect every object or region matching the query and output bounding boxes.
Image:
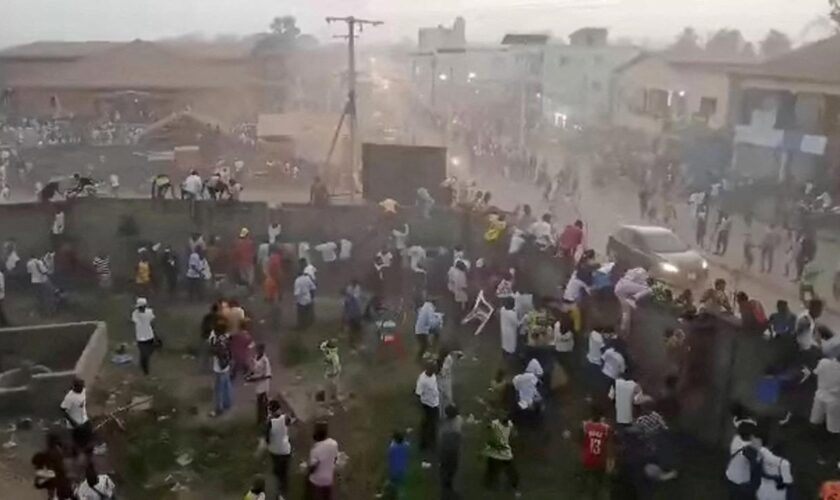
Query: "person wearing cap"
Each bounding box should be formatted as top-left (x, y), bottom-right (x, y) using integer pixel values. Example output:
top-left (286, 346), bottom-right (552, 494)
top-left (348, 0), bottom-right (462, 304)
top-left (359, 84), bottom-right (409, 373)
top-left (131, 297), bottom-right (157, 375)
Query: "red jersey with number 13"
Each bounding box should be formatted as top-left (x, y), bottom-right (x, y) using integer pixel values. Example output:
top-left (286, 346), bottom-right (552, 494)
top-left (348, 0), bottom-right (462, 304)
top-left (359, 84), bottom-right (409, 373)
top-left (582, 421), bottom-right (610, 470)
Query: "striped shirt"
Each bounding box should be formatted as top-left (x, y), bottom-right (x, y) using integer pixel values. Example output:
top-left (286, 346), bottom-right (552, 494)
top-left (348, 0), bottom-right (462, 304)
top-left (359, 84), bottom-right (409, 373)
top-left (92, 256), bottom-right (111, 278)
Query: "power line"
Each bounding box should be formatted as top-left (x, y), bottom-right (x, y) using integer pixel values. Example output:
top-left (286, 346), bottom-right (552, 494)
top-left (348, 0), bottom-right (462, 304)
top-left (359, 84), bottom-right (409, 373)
top-left (325, 16), bottom-right (383, 197)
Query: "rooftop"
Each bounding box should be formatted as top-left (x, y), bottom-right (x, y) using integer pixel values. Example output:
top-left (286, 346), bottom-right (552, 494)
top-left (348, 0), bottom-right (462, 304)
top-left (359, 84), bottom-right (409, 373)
top-left (732, 35), bottom-right (840, 84)
top-left (2, 40), bottom-right (268, 90)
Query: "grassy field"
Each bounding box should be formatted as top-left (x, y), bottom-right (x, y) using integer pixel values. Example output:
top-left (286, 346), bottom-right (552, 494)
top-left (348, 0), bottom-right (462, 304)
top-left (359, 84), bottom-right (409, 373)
top-left (7, 284), bottom-right (839, 500)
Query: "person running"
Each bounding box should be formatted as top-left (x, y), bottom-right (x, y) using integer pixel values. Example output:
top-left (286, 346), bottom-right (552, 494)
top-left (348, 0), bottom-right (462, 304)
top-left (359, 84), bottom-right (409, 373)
top-left (483, 414), bottom-right (521, 497)
top-left (131, 297), bottom-right (157, 375)
top-left (439, 405), bottom-right (463, 500)
top-left (580, 406), bottom-right (611, 499)
top-left (60, 378), bottom-right (93, 456)
top-left (294, 267), bottom-right (317, 330)
top-left (385, 431), bottom-right (410, 499)
top-left (265, 400), bottom-right (294, 499)
top-left (416, 362), bottom-right (440, 452)
top-left (307, 422), bottom-right (340, 500)
top-left (756, 442), bottom-right (793, 500)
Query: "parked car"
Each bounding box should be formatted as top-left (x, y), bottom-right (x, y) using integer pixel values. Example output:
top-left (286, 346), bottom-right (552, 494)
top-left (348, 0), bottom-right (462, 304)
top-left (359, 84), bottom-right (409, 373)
top-left (606, 224), bottom-right (708, 288)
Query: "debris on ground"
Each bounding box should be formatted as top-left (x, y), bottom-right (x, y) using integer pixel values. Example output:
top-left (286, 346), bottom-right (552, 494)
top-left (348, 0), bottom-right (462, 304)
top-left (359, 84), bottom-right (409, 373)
top-left (2, 436), bottom-right (17, 449)
top-left (93, 443), bottom-right (108, 455)
top-left (175, 452), bottom-right (193, 467)
top-left (129, 395), bottom-right (153, 412)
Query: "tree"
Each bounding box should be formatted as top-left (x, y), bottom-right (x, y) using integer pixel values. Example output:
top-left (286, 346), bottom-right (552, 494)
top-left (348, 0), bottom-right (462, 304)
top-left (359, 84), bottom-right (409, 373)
top-left (759, 30), bottom-right (793, 59)
top-left (705, 28), bottom-right (746, 57)
top-left (253, 16), bottom-right (312, 56)
top-left (270, 15), bottom-right (301, 41)
top-left (669, 27), bottom-right (703, 55)
top-left (741, 42), bottom-right (757, 60)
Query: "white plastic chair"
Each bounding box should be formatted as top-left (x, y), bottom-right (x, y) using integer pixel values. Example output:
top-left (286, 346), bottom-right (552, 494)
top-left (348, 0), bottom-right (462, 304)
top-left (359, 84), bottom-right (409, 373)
top-left (462, 289), bottom-right (495, 336)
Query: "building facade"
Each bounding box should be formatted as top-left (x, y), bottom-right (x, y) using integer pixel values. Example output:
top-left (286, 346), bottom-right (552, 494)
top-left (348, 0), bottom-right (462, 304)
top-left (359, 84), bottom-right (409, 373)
top-left (541, 28), bottom-right (640, 125)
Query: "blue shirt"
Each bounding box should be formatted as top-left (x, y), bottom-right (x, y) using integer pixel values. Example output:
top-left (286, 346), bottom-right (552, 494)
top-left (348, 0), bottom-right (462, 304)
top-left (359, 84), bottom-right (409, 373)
top-left (388, 441), bottom-right (410, 482)
top-left (769, 312), bottom-right (796, 337)
top-left (415, 302), bottom-right (441, 335)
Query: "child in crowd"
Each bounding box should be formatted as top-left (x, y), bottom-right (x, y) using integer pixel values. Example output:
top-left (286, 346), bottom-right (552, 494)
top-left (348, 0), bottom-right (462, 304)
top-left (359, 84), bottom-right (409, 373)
top-left (243, 475), bottom-right (266, 500)
top-left (320, 339), bottom-right (342, 401)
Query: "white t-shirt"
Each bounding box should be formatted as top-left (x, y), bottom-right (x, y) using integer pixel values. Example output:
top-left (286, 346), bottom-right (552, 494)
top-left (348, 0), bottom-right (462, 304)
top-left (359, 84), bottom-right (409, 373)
top-left (294, 275), bottom-right (316, 306)
top-left (756, 447), bottom-right (793, 500)
top-left (378, 250), bottom-right (393, 268)
top-left (553, 322), bottom-right (574, 352)
top-left (499, 307), bottom-right (519, 354)
top-left (309, 438), bottom-right (339, 487)
top-left (563, 274), bottom-right (588, 303)
top-left (415, 372), bottom-right (440, 407)
top-left (339, 239), bottom-right (352, 261)
top-left (814, 358), bottom-right (840, 402)
top-left (131, 308), bottom-right (155, 342)
top-left (529, 220), bottom-right (552, 239)
top-left (512, 372), bottom-right (540, 409)
top-left (601, 348), bottom-right (626, 380)
top-left (315, 242), bottom-right (338, 263)
top-left (509, 230), bottom-right (526, 254)
top-left (796, 312), bottom-right (817, 351)
top-left (392, 226), bottom-right (409, 251)
top-left (612, 378), bottom-right (637, 424)
top-left (182, 174), bottom-right (203, 195)
top-left (268, 224), bottom-right (282, 245)
top-left (726, 435), bottom-right (757, 485)
top-left (251, 355), bottom-right (272, 394)
top-left (76, 475), bottom-right (116, 500)
top-left (27, 258), bottom-right (48, 284)
top-left (51, 212), bottom-right (65, 235)
top-left (60, 389), bottom-right (88, 427)
top-left (304, 263), bottom-right (317, 281)
top-left (587, 331), bottom-right (605, 365)
top-left (406, 245), bottom-right (427, 272)
top-left (267, 414), bottom-right (291, 456)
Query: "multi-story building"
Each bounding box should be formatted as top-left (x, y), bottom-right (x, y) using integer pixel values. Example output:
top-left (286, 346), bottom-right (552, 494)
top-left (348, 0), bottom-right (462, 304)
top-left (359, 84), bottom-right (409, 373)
top-left (541, 28), bottom-right (640, 126)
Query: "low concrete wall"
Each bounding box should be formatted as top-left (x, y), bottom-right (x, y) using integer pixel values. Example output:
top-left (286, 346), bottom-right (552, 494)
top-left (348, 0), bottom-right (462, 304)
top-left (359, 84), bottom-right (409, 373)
top-left (0, 198), bottom-right (471, 281)
top-left (0, 321), bottom-right (108, 416)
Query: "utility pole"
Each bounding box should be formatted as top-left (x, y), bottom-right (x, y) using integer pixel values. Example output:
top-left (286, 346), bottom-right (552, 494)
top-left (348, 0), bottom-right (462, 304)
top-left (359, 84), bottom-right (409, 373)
top-left (326, 16), bottom-right (382, 196)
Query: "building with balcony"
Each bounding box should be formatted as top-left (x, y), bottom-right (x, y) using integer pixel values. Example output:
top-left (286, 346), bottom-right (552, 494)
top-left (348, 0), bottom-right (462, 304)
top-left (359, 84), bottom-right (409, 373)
top-left (611, 53), bottom-right (744, 136)
top-left (730, 35), bottom-right (840, 185)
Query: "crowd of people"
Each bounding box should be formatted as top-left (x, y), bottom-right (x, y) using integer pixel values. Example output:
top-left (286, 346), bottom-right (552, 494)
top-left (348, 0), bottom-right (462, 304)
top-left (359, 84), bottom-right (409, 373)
top-left (8, 119), bottom-right (840, 500)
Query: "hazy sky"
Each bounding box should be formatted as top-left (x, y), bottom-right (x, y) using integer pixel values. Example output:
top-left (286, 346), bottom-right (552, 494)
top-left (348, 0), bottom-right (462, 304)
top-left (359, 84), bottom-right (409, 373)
top-left (0, 0), bottom-right (833, 49)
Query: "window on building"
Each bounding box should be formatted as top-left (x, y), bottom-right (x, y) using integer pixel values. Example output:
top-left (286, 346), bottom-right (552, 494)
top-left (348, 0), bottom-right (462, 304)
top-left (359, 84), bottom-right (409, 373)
top-left (698, 97), bottom-right (717, 118)
top-left (645, 88), bottom-right (669, 117)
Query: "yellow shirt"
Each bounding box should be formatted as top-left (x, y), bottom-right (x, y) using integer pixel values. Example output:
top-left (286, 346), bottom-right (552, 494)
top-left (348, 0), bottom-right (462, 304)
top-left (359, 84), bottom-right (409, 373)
top-left (135, 261), bottom-right (151, 284)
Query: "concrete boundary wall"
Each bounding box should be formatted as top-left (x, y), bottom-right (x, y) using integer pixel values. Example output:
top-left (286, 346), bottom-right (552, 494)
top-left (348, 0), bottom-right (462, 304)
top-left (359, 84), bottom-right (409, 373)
top-left (0, 321), bottom-right (108, 416)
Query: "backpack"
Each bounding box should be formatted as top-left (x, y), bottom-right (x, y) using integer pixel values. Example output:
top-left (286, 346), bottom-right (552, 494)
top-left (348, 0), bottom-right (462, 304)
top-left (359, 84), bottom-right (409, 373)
top-left (728, 445), bottom-right (762, 493)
